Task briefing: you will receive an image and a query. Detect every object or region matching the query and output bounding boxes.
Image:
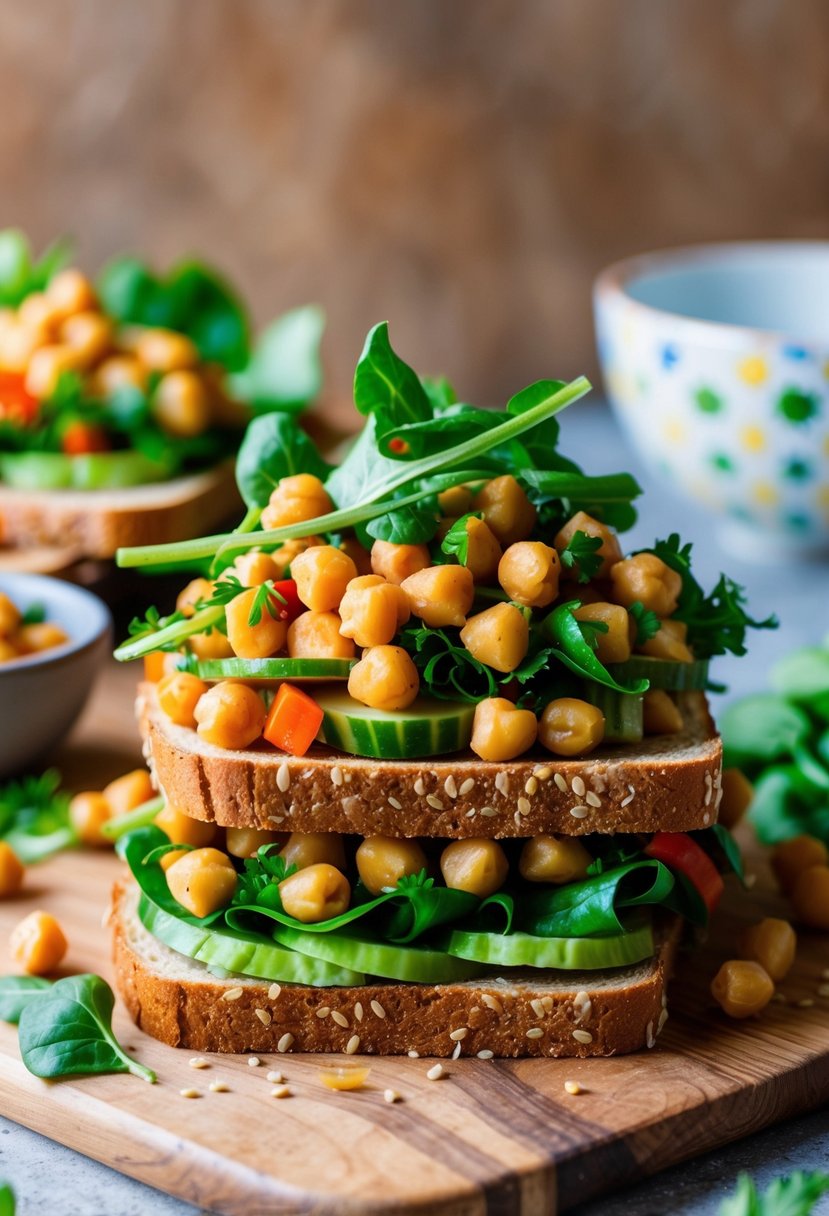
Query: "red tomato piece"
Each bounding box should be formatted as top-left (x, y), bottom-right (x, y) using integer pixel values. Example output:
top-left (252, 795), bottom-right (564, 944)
top-left (645, 831), bottom-right (724, 915)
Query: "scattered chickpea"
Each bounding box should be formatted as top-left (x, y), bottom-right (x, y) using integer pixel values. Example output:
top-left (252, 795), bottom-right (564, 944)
top-left (463, 517), bottom-right (503, 583)
top-left (10, 910), bottom-right (68, 975)
top-left (473, 476), bottom-right (536, 545)
top-left (60, 309), bottom-right (112, 367)
top-left (770, 835), bottom-right (828, 895)
top-left (640, 619), bottom-right (694, 663)
top-left (225, 587), bottom-right (288, 659)
top-left (356, 837), bottom-right (429, 895)
top-left (157, 671), bottom-right (210, 729)
top-left (440, 839), bottom-right (509, 898)
top-left (187, 628), bottom-right (236, 662)
top-left (103, 769), bottom-right (155, 818)
top-left (348, 646), bottom-right (420, 712)
top-left (519, 836), bottom-right (593, 884)
top-left (287, 611), bottom-right (355, 660)
top-left (0, 842), bottom-right (24, 897)
top-left (554, 511), bottom-right (622, 579)
top-left (152, 370), bottom-right (211, 438)
top-left (337, 537), bottom-right (373, 576)
top-left (155, 804), bottom-right (217, 848)
top-left (194, 682), bottom-right (267, 750)
top-left (278, 863), bottom-right (351, 923)
top-left (25, 344), bottom-right (83, 399)
top-left (470, 697), bottom-right (538, 762)
top-left (13, 622), bottom-right (69, 655)
top-left (135, 327), bottom-right (199, 373)
top-left (573, 602), bottom-right (632, 664)
top-left (538, 698), bottom-right (605, 757)
top-left (739, 918), bottom-right (797, 982)
top-left (166, 848), bottom-right (238, 918)
top-left (460, 603), bottom-right (529, 673)
top-left (790, 865), bottom-right (829, 931)
top-left (610, 553), bottom-right (682, 617)
top-left (718, 769), bottom-right (754, 830)
top-left (370, 541), bottom-right (431, 586)
top-left (45, 268), bottom-right (96, 318)
top-left (339, 575), bottom-right (410, 647)
top-left (280, 832), bottom-right (347, 872)
top-left (711, 959), bottom-right (774, 1019)
top-left (260, 474), bottom-right (332, 531)
top-left (69, 791), bottom-right (114, 846)
top-left (642, 690), bottom-right (684, 736)
top-left (400, 565), bottom-right (474, 629)
top-left (498, 542), bottom-right (561, 608)
top-left (0, 593), bottom-right (21, 635)
top-left (89, 354), bottom-right (147, 396)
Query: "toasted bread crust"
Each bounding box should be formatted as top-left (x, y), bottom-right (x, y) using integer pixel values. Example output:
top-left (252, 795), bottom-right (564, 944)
top-left (139, 684), bottom-right (722, 839)
top-left (112, 879), bottom-right (681, 1058)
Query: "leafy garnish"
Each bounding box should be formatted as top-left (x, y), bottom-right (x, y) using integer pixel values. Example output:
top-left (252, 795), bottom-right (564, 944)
top-left (229, 305), bottom-right (324, 413)
top-left (0, 229), bottom-right (70, 306)
top-left (719, 1171), bottom-right (829, 1216)
top-left (127, 604), bottom-right (186, 649)
top-left (541, 601), bottom-right (648, 695)
top-left (439, 513), bottom-right (482, 565)
top-left (246, 581), bottom-right (287, 627)
top-left (233, 845), bottom-right (297, 907)
top-left (0, 1181), bottom-right (13, 1216)
top-left (559, 529), bottom-right (603, 583)
top-left (0, 975), bottom-right (52, 1023)
top-left (398, 625), bottom-right (498, 702)
top-left (235, 411), bottom-right (330, 510)
top-left (628, 600), bottom-right (661, 645)
top-left (365, 501), bottom-right (438, 545)
top-left (353, 321), bottom-right (431, 427)
top-left (0, 770), bottom-right (76, 862)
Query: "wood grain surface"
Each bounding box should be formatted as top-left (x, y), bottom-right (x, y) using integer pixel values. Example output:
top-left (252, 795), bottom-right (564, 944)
top-left (0, 662), bottom-right (826, 1216)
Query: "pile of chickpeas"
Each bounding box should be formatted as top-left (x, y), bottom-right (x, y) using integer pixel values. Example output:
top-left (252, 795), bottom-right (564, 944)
top-left (0, 267), bottom-right (244, 439)
top-left (0, 592), bottom-right (68, 665)
top-left (154, 804), bottom-right (597, 924)
top-left (156, 469), bottom-right (693, 759)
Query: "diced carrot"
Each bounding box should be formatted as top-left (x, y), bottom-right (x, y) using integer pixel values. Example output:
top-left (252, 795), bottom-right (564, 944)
top-left (263, 683), bottom-right (323, 757)
top-left (0, 371), bottom-right (38, 425)
top-left (61, 422), bottom-right (110, 454)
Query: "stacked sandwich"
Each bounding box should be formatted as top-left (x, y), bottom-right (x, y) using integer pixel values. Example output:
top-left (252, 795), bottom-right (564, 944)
top-left (111, 324), bottom-right (769, 1058)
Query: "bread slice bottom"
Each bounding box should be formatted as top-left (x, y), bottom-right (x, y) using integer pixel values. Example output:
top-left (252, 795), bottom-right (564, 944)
top-left (112, 880), bottom-right (682, 1058)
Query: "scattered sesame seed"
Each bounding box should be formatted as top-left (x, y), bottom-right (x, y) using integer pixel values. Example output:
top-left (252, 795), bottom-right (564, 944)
top-left (572, 1029), bottom-right (593, 1045)
top-left (702, 812), bottom-right (711, 826)
top-left (331, 765), bottom-right (343, 787)
top-left (818, 985), bottom-right (829, 998)
top-left (266, 1070), bottom-right (283, 1083)
top-left (354, 1002), bottom-right (364, 1022)
top-left (459, 778), bottom-right (475, 796)
top-left (444, 775), bottom-right (458, 799)
top-left (553, 772), bottom-right (568, 792)
top-left (208, 1081), bottom-right (229, 1093)
top-left (744, 873), bottom-right (757, 888)
top-left (344, 772), bottom-right (353, 783)
top-left (331, 1010), bottom-right (349, 1028)
top-left (564, 1080), bottom-right (582, 1095)
top-left (570, 806), bottom-right (590, 819)
top-left (476, 1049), bottom-right (494, 1060)
top-left (179, 1088), bottom-right (201, 1099)
top-left (370, 1000), bottom-right (387, 1019)
top-left (254, 1009), bottom-right (272, 1027)
top-left (276, 762), bottom-right (291, 793)
top-left (480, 806), bottom-right (497, 818)
top-left (267, 815), bottom-right (285, 826)
top-left (388, 796), bottom-right (403, 810)
top-left (449, 1027), bottom-right (468, 1041)
top-left (482, 994), bottom-right (504, 1015)
top-left (542, 996), bottom-right (553, 1012)
top-left (646, 1021), bottom-right (656, 1048)
top-left (426, 1063), bottom-right (445, 1080)
top-left (620, 792), bottom-right (635, 808)
top-left (189, 1057), bottom-right (209, 1070)
top-left (270, 1085), bottom-right (290, 1099)
top-left (657, 1008), bottom-right (669, 1033)
top-left (345, 1035), bottom-right (361, 1055)
top-left (248, 1056), bottom-right (261, 1067)
top-left (221, 987), bottom-right (244, 1001)
top-left (524, 776), bottom-right (538, 796)
top-left (407, 1049), bottom-right (420, 1058)
top-left (384, 1088), bottom-right (401, 1103)
top-left (517, 796), bottom-right (531, 816)
top-left (277, 1033), bottom-right (294, 1053)
top-left (573, 992), bottom-right (592, 1023)
top-left (495, 771), bottom-right (509, 796)
top-left (533, 766), bottom-right (552, 781)
top-left (513, 811), bottom-right (522, 829)
top-left (426, 794), bottom-right (444, 810)
top-left (414, 777), bottom-right (426, 796)
top-left (585, 791), bottom-right (602, 808)
top-left (466, 808), bottom-right (476, 818)
top-left (798, 998), bottom-right (815, 1008)
top-left (772, 992), bottom-right (788, 1003)
top-left (526, 1028), bottom-right (544, 1040)
top-left (530, 999), bottom-right (546, 1018)
top-left (316, 1006), bottom-right (331, 1019)
top-left (268, 983), bottom-right (282, 1000)
top-left (571, 776), bottom-right (586, 798)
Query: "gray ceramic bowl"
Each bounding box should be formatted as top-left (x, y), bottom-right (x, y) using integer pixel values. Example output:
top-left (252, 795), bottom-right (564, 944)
top-left (0, 573), bottom-right (112, 777)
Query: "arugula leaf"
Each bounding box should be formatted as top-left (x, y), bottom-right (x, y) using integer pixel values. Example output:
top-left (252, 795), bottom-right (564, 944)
top-left (229, 305), bottom-right (324, 413)
top-left (17, 973), bottom-right (155, 1083)
top-left (719, 1171), bottom-right (829, 1216)
top-left (440, 513), bottom-right (481, 565)
top-left (398, 624), bottom-right (498, 702)
top-left (365, 502), bottom-right (438, 545)
top-left (0, 770), bottom-right (76, 863)
top-left (0, 975), bottom-right (52, 1023)
top-left (628, 600), bottom-right (661, 645)
top-left (353, 321), bottom-right (431, 426)
top-left (559, 530), bottom-right (604, 583)
top-left (235, 411), bottom-right (330, 510)
top-left (541, 601), bottom-right (649, 695)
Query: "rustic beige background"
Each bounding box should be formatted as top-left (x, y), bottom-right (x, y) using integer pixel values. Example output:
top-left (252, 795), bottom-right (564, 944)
top-left (1, 0), bottom-right (827, 403)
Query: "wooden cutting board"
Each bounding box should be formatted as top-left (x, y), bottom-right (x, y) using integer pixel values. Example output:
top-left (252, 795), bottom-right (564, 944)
top-left (0, 844), bottom-right (827, 1214)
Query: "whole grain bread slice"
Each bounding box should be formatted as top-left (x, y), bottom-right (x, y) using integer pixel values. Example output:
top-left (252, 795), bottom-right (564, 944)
top-left (139, 683), bottom-right (723, 839)
top-left (112, 878), bottom-right (681, 1058)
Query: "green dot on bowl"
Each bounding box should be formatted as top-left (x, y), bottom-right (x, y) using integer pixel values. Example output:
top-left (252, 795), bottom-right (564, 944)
top-left (777, 387), bottom-right (820, 425)
top-left (694, 386), bottom-right (724, 414)
top-left (710, 452), bottom-right (736, 474)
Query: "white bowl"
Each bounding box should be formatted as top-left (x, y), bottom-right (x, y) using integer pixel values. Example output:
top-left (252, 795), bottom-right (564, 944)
top-left (594, 242), bottom-right (829, 560)
top-left (0, 573), bottom-right (112, 777)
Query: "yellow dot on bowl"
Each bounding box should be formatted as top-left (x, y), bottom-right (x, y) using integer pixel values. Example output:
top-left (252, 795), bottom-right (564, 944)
top-left (740, 425), bottom-right (767, 453)
top-left (751, 481), bottom-right (779, 507)
top-left (663, 419), bottom-right (686, 445)
top-left (823, 360), bottom-right (829, 381)
top-left (815, 485), bottom-right (829, 511)
top-left (737, 356), bottom-right (768, 386)
top-left (822, 435), bottom-right (829, 458)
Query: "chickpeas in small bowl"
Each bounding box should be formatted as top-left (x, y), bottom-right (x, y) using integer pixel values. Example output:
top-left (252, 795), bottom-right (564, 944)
top-left (0, 573), bottom-right (112, 777)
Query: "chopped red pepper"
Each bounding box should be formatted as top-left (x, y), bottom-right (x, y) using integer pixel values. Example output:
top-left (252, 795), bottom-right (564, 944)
top-left (645, 831), bottom-right (724, 915)
top-left (270, 579), bottom-right (304, 622)
top-left (61, 422), bottom-right (111, 455)
top-left (0, 372), bottom-right (38, 426)
top-left (263, 682), bottom-right (323, 757)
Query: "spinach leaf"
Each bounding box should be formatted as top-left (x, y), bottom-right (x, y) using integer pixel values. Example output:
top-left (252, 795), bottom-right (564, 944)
top-left (365, 502), bottom-right (438, 545)
top-left (518, 859), bottom-right (676, 937)
top-left (229, 305), bottom-right (324, 413)
top-left (748, 767), bottom-right (829, 845)
top-left (771, 647), bottom-right (829, 702)
top-left (235, 412), bottom-right (330, 509)
top-left (541, 601), bottom-right (649, 695)
top-left (0, 976), bottom-right (52, 1023)
top-left (420, 375), bottom-right (457, 409)
top-left (720, 695), bottom-right (811, 766)
top-left (17, 974), bottom-right (156, 1083)
top-left (377, 404), bottom-right (501, 461)
top-left (440, 513), bottom-right (481, 564)
top-left (353, 321), bottom-right (431, 425)
top-left (720, 1170), bottom-right (829, 1216)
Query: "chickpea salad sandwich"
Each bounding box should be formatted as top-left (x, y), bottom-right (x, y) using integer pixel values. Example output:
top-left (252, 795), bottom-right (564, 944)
top-left (109, 324), bottom-right (774, 1058)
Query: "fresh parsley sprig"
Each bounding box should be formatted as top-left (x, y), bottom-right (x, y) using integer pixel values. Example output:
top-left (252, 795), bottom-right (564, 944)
top-left (234, 845), bottom-right (297, 907)
top-left (439, 513), bottom-right (482, 565)
top-left (0, 770), bottom-right (76, 862)
top-left (720, 1171), bottom-right (829, 1216)
top-left (628, 600), bottom-right (661, 646)
top-left (559, 530), bottom-right (604, 583)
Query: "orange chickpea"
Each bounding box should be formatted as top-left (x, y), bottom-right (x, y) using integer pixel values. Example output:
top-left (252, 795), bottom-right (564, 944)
top-left (554, 511), bottom-right (622, 579)
top-left (103, 769), bottom-right (155, 818)
top-left (287, 611), bottom-right (356, 660)
top-left (10, 910), bottom-right (68, 975)
top-left (158, 671), bottom-right (209, 728)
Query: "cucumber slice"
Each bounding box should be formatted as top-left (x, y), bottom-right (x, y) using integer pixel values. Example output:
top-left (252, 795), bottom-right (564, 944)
top-left (315, 689), bottom-right (475, 759)
top-left (0, 450), bottom-right (175, 490)
top-left (271, 924), bottom-right (482, 983)
top-left (581, 683), bottom-right (643, 743)
top-left (138, 893), bottom-right (365, 987)
top-left (190, 657), bottom-right (355, 683)
top-left (607, 656), bottom-right (710, 691)
top-left (446, 922), bottom-right (654, 969)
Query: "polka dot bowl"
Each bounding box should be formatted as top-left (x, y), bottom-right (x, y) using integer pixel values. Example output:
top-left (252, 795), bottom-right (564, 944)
top-left (594, 242), bottom-right (829, 560)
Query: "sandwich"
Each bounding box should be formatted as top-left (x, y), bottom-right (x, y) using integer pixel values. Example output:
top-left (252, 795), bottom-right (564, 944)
top-left (110, 322), bottom-right (771, 1058)
top-left (0, 230), bottom-right (322, 558)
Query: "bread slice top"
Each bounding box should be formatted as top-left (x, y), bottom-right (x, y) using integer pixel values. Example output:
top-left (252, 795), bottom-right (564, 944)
top-left (113, 877), bottom-right (680, 1058)
top-left (140, 683), bottom-right (723, 839)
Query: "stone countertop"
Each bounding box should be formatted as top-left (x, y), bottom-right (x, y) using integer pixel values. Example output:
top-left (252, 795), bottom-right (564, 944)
top-left (1, 401), bottom-right (827, 1215)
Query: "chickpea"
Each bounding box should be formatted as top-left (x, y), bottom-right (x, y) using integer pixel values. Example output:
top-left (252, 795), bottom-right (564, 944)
top-left (153, 371), bottom-right (211, 438)
top-left (89, 354), bottom-right (147, 396)
top-left (460, 603), bottom-right (529, 673)
top-left (158, 671), bottom-right (209, 728)
top-left (103, 769), bottom-right (155, 818)
top-left (0, 639), bottom-right (18, 663)
top-left (370, 540), bottom-right (431, 586)
top-left (280, 832), bottom-right (347, 873)
top-left (790, 864), bottom-right (829, 931)
top-left (0, 842), bottom-right (24, 896)
top-left (539, 698), bottom-right (605, 757)
top-left (24, 344), bottom-right (83, 399)
top-left (463, 517), bottom-right (503, 583)
top-left (473, 475), bottom-right (536, 545)
top-left (194, 682), bottom-right (267, 750)
top-left (227, 550), bottom-right (281, 588)
top-left (287, 611), bottom-right (355, 660)
top-left (339, 575), bottom-right (410, 647)
top-left (187, 629), bottom-right (234, 661)
top-left (159, 849), bottom-right (189, 873)
top-left (519, 836), bottom-right (593, 884)
top-left (166, 848), bottom-right (238, 918)
top-left (574, 602), bottom-right (632, 664)
top-left (60, 310), bottom-right (112, 367)
top-left (292, 545), bottom-right (357, 612)
top-left (0, 319), bottom-right (48, 373)
top-left (356, 836), bottom-right (429, 895)
top-left (338, 536), bottom-right (373, 576)
top-left (470, 697), bottom-right (538, 762)
top-left (640, 619), bottom-right (694, 663)
top-left (135, 327), bottom-right (199, 373)
top-left (610, 553), bottom-right (682, 617)
top-left (269, 536), bottom-right (324, 576)
top-left (718, 769), bottom-right (754, 830)
top-left (400, 565), bottom-right (475, 629)
top-left (225, 587), bottom-right (288, 659)
top-left (440, 839), bottom-right (509, 898)
top-left (0, 592), bottom-right (21, 635)
top-left (771, 835), bottom-right (828, 894)
top-left (45, 268), bottom-right (97, 317)
top-left (437, 485), bottom-right (473, 516)
top-left (642, 690), bottom-right (684, 735)
top-left (18, 291), bottom-right (61, 334)
top-left (278, 863), bottom-right (351, 923)
top-left (226, 826), bottom-right (285, 859)
top-left (498, 541), bottom-right (561, 608)
top-left (348, 645), bottom-right (420, 712)
top-left (13, 622), bottom-right (69, 654)
top-left (739, 918), bottom-right (796, 982)
top-left (176, 577), bottom-right (213, 618)
top-left (10, 911), bottom-right (68, 975)
top-left (260, 473), bottom-right (332, 531)
top-left (554, 511), bottom-right (623, 579)
top-left (69, 791), bottom-right (112, 846)
top-left (711, 959), bottom-right (774, 1019)
top-left (155, 804), bottom-right (217, 848)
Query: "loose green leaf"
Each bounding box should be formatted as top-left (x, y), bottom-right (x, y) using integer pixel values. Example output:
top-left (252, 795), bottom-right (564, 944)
top-left (20, 602), bottom-right (46, 626)
top-left (230, 305), bottom-right (325, 412)
top-left (399, 625), bottom-right (498, 702)
top-left (235, 411), bottom-right (330, 510)
top-left (0, 1182), bottom-right (14, 1216)
top-left (353, 321), bottom-right (431, 425)
top-left (17, 973), bottom-right (156, 1083)
top-left (365, 502), bottom-right (438, 545)
top-left (246, 581), bottom-right (287, 627)
top-left (719, 1171), bottom-right (829, 1216)
top-left (628, 600), bottom-right (661, 646)
top-left (0, 770), bottom-right (77, 863)
top-left (0, 229), bottom-right (70, 306)
top-left (559, 529), bottom-right (604, 583)
top-left (519, 859), bottom-right (678, 937)
top-left (771, 647), bottom-right (829, 702)
top-left (440, 513), bottom-right (481, 565)
top-left (0, 975), bottom-right (52, 1023)
top-left (541, 601), bottom-right (649, 695)
top-left (420, 375), bottom-right (458, 409)
top-left (720, 695), bottom-right (811, 765)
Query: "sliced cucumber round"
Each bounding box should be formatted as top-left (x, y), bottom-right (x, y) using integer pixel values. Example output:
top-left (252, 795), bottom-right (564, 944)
top-left (580, 683), bottom-right (643, 743)
top-left (315, 689), bottom-right (475, 759)
top-left (138, 893), bottom-right (365, 987)
top-left (446, 923), bottom-right (655, 970)
top-left (608, 655), bottom-right (710, 691)
top-left (271, 924), bottom-right (482, 983)
top-left (190, 657), bottom-right (355, 683)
